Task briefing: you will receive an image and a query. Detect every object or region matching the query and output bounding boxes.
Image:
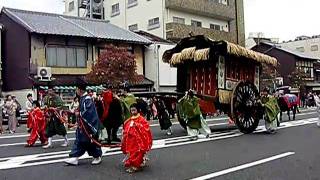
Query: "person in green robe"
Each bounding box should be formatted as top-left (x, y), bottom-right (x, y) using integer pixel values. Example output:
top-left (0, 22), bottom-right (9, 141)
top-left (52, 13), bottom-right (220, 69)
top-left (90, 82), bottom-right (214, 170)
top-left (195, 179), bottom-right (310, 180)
top-left (119, 88), bottom-right (137, 121)
top-left (261, 88), bottom-right (280, 134)
top-left (177, 90), bottom-right (211, 139)
top-left (42, 87), bottom-right (68, 149)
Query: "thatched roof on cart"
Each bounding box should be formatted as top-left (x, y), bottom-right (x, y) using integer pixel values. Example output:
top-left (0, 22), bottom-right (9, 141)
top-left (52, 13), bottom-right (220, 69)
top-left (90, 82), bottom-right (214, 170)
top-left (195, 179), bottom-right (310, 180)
top-left (162, 35), bottom-right (278, 67)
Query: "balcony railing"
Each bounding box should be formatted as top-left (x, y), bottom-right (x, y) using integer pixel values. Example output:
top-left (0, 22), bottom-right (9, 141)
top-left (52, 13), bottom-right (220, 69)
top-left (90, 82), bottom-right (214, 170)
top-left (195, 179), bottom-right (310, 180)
top-left (165, 0), bottom-right (235, 21)
top-left (166, 22), bottom-right (237, 43)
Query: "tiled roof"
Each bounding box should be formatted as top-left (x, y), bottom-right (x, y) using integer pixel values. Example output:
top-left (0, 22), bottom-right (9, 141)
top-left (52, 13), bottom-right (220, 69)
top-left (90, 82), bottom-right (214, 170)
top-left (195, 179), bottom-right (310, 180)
top-left (135, 30), bottom-right (174, 44)
top-left (2, 7), bottom-right (151, 44)
top-left (261, 42), bottom-right (319, 60)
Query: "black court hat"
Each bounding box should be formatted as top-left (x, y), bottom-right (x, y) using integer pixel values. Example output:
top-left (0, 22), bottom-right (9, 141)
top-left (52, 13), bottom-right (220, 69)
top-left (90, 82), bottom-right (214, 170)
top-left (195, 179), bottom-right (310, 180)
top-left (76, 78), bottom-right (87, 91)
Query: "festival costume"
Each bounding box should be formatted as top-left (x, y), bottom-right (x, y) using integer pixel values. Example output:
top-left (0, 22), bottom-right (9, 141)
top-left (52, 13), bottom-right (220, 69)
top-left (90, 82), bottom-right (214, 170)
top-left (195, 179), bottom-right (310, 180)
top-left (104, 97), bottom-right (123, 142)
top-left (121, 114), bottom-right (152, 171)
top-left (314, 95), bottom-right (320, 127)
top-left (43, 93), bottom-right (68, 148)
top-left (121, 94), bottom-right (137, 120)
top-left (26, 108), bottom-right (47, 146)
top-left (177, 95), bottom-right (211, 138)
top-left (67, 93), bottom-right (102, 164)
top-left (261, 95), bottom-right (280, 133)
top-left (155, 99), bottom-right (172, 135)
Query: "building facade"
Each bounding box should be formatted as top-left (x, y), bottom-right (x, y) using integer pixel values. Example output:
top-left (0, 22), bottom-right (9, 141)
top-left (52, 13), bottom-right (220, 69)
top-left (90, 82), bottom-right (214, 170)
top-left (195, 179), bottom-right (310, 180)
top-left (252, 42), bottom-right (318, 89)
top-left (280, 35), bottom-right (320, 59)
top-left (135, 31), bottom-right (176, 92)
top-left (0, 8), bottom-right (152, 104)
top-left (64, 0), bottom-right (245, 46)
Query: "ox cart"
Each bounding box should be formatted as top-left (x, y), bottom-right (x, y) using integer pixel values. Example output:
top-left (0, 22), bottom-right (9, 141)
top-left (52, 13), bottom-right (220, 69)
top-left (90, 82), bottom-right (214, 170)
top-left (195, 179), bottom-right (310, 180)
top-left (162, 35), bottom-right (278, 133)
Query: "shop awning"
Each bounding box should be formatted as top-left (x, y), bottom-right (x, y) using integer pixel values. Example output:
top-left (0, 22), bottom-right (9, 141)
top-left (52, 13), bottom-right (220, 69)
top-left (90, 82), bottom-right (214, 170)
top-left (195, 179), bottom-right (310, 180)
top-left (39, 85), bottom-right (105, 92)
top-left (33, 75), bottom-right (154, 91)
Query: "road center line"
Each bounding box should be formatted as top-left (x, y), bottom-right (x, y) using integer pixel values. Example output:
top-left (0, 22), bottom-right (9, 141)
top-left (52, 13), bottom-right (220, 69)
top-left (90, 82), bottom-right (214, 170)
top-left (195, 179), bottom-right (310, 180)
top-left (189, 152), bottom-right (295, 180)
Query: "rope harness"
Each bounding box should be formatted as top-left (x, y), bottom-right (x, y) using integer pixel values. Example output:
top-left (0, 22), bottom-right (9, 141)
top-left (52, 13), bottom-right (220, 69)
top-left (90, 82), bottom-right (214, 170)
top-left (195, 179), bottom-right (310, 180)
top-left (45, 107), bottom-right (120, 148)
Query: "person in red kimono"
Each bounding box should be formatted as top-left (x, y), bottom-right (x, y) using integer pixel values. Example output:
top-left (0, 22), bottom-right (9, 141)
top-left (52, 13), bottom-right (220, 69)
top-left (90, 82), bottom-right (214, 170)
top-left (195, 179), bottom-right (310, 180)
top-left (121, 103), bottom-right (153, 173)
top-left (25, 101), bottom-right (48, 147)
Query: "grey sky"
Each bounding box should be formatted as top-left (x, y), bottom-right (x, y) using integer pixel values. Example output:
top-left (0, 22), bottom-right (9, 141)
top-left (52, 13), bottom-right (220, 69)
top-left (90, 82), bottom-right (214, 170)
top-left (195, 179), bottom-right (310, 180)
top-left (244, 0), bottom-right (320, 41)
top-left (0, 0), bottom-right (64, 14)
top-left (0, 0), bottom-right (319, 41)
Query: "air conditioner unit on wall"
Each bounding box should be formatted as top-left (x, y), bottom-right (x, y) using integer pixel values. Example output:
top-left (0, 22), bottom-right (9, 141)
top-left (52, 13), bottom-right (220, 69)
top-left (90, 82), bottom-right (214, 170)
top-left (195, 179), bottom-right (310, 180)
top-left (37, 67), bottom-right (52, 81)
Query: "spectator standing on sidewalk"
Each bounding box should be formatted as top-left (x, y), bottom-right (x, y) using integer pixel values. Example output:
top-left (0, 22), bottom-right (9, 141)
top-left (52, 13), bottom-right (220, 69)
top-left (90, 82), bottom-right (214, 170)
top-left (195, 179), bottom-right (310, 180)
top-left (25, 93), bottom-right (34, 130)
top-left (4, 95), bottom-right (17, 134)
top-left (12, 96), bottom-right (21, 127)
top-left (0, 97), bottom-right (4, 134)
top-left (70, 96), bottom-right (80, 125)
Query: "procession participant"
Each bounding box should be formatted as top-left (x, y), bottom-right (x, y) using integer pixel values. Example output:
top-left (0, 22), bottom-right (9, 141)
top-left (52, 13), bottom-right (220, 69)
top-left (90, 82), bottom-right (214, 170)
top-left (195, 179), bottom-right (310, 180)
top-left (26, 94), bottom-right (34, 131)
top-left (261, 88), bottom-right (280, 134)
top-left (154, 97), bottom-right (173, 135)
top-left (314, 92), bottom-right (320, 127)
top-left (26, 101), bottom-right (47, 147)
top-left (94, 93), bottom-right (108, 142)
top-left (42, 87), bottom-right (68, 149)
top-left (65, 83), bottom-right (102, 166)
top-left (177, 90), bottom-right (211, 140)
top-left (103, 91), bottom-right (123, 143)
top-left (121, 103), bottom-right (152, 173)
top-left (120, 87), bottom-right (137, 120)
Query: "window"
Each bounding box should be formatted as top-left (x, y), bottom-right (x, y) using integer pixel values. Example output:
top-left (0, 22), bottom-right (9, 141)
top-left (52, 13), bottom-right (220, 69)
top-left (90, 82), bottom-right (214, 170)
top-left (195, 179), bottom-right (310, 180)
top-left (210, 24), bottom-right (221, 31)
top-left (128, 0), bottom-right (138, 8)
top-left (191, 20), bottom-right (202, 28)
top-left (148, 17), bottom-right (160, 30)
top-left (111, 3), bottom-right (120, 16)
top-left (296, 60), bottom-right (314, 78)
top-left (296, 47), bottom-right (305, 52)
top-left (311, 45), bottom-right (318, 51)
top-left (129, 24), bottom-right (138, 31)
top-left (68, 1), bottom-right (74, 12)
top-left (46, 46), bottom-right (87, 68)
top-left (209, 0), bottom-right (228, 5)
top-left (173, 17), bottom-right (185, 24)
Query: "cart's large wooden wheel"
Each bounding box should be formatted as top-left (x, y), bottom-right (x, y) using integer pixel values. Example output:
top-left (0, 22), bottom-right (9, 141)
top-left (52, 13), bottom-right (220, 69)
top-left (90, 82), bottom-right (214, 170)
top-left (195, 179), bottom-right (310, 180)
top-left (231, 81), bottom-right (261, 134)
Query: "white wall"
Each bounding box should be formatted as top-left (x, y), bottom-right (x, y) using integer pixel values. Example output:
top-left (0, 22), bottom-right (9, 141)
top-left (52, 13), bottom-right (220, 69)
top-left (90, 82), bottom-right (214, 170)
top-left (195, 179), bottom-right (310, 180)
top-left (105, 0), bottom-right (165, 37)
top-left (280, 38), bottom-right (320, 58)
top-left (167, 9), bottom-right (229, 32)
top-left (144, 43), bottom-right (176, 91)
top-left (64, 0), bottom-right (87, 17)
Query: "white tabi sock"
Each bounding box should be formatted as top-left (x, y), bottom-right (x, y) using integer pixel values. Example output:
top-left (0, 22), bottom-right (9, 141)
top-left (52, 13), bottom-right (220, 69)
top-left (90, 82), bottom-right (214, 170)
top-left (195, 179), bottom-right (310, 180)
top-left (47, 137), bottom-right (52, 146)
top-left (63, 135), bottom-right (68, 144)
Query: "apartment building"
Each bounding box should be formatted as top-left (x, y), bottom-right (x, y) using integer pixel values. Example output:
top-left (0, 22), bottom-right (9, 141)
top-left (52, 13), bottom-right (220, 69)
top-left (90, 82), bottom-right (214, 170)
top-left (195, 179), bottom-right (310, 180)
top-left (64, 0), bottom-right (245, 46)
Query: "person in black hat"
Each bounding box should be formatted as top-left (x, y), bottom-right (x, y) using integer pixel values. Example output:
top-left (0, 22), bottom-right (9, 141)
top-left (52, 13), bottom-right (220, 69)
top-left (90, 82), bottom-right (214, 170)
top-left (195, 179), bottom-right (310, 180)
top-left (65, 81), bottom-right (102, 166)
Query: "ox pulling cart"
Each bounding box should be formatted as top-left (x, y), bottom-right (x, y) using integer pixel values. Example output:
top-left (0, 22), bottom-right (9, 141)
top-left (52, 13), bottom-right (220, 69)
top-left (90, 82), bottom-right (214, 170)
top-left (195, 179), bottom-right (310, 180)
top-left (162, 35), bottom-right (278, 133)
